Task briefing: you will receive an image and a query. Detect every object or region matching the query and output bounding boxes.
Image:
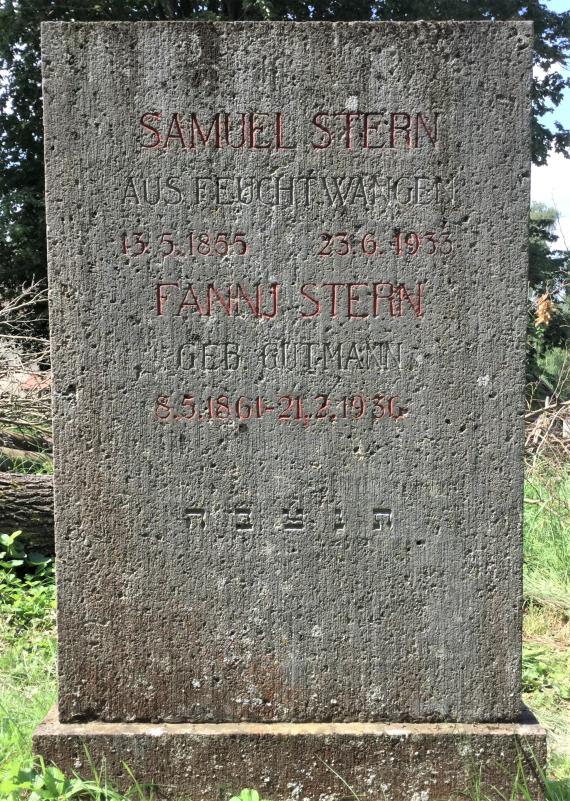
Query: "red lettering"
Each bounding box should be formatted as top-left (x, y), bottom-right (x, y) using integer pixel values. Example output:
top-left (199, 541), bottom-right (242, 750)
top-left (372, 283), bottom-right (394, 317)
top-left (363, 113), bottom-right (384, 149)
top-left (398, 283), bottom-right (425, 317)
top-left (415, 113), bottom-right (438, 147)
top-left (259, 284), bottom-right (280, 319)
top-left (249, 113), bottom-right (271, 149)
top-left (140, 112), bottom-right (161, 149)
top-left (236, 283), bottom-right (260, 316)
top-left (276, 112), bottom-right (295, 150)
top-left (156, 391), bottom-right (408, 425)
top-left (223, 113), bottom-right (247, 149)
top-left (323, 283), bottom-right (341, 318)
top-left (177, 285), bottom-right (205, 316)
top-left (340, 112), bottom-right (361, 149)
top-left (300, 284), bottom-right (321, 318)
top-left (156, 282), bottom-right (180, 315)
top-left (347, 283), bottom-right (369, 319)
top-left (312, 113), bottom-right (332, 149)
top-left (164, 113), bottom-right (186, 149)
top-left (207, 285), bottom-right (232, 316)
top-left (390, 112), bottom-right (411, 148)
top-left (190, 113), bottom-right (221, 148)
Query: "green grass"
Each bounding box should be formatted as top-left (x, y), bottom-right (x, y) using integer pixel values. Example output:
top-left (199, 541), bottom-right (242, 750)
top-left (0, 627), bottom-right (56, 764)
top-left (524, 466), bottom-right (570, 616)
top-left (0, 459), bottom-right (569, 799)
top-left (523, 460), bottom-right (570, 788)
top-left (0, 423), bottom-right (53, 476)
top-left (0, 534), bottom-right (56, 766)
top-left (4, 456), bottom-right (53, 476)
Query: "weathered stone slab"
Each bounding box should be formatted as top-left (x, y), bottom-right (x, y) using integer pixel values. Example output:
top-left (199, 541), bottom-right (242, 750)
top-left (34, 708), bottom-right (547, 801)
top-left (41, 21), bottom-right (532, 723)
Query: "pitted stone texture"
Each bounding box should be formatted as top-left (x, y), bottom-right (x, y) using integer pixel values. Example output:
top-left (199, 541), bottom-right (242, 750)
top-left (34, 708), bottom-right (547, 801)
top-left (41, 21), bottom-right (532, 723)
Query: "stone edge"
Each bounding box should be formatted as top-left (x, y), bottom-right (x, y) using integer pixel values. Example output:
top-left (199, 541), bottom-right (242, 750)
top-left (33, 707), bottom-right (548, 800)
top-left (35, 705), bottom-right (546, 739)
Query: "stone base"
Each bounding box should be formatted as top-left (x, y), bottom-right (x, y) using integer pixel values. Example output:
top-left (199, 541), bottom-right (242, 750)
top-left (34, 707), bottom-right (547, 801)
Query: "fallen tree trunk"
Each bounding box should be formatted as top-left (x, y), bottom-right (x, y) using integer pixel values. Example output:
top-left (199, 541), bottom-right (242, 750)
top-left (0, 471), bottom-right (54, 553)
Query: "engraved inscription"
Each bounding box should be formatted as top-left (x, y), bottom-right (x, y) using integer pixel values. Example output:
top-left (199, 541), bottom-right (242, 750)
top-left (175, 341), bottom-right (404, 373)
top-left (155, 393), bottom-right (407, 425)
top-left (283, 508), bottom-right (305, 531)
top-left (234, 507), bottom-right (253, 531)
top-left (155, 281), bottom-right (425, 320)
top-left (138, 110), bottom-right (440, 152)
top-left (372, 508), bottom-right (393, 531)
top-left (334, 509), bottom-right (345, 530)
top-left (185, 507), bottom-right (206, 530)
top-left (122, 173), bottom-right (457, 209)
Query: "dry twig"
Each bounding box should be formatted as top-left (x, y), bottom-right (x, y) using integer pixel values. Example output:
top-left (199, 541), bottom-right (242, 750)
top-left (0, 281), bottom-right (52, 453)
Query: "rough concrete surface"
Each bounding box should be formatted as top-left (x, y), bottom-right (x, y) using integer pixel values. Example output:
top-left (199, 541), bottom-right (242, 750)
top-left (34, 707), bottom-right (547, 801)
top-left (41, 21), bottom-right (532, 723)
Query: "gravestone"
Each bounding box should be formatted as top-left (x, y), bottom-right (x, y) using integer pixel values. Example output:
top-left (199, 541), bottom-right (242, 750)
top-left (35, 21), bottom-right (546, 800)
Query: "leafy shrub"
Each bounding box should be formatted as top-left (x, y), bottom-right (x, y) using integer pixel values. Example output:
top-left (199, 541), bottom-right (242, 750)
top-left (0, 532), bottom-right (55, 640)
